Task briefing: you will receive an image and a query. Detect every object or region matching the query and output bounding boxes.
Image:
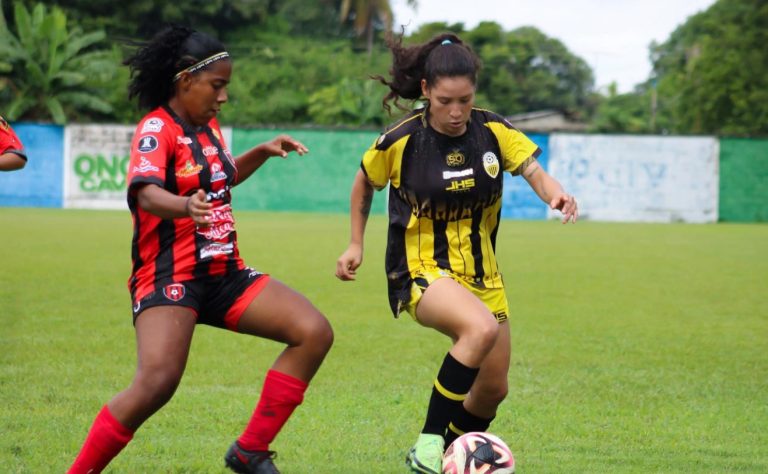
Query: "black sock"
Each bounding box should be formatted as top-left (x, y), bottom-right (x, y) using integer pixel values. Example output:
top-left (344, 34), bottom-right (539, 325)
top-left (421, 352), bottom-right (479, 437)
top-left (445, 405), bottom-right (495, 447)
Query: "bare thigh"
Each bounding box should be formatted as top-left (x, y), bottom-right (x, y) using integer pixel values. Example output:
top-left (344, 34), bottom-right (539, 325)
top-left (415, 278), bottom-right (499, 368)
top-left (235, 278), bottom-right (333, 382)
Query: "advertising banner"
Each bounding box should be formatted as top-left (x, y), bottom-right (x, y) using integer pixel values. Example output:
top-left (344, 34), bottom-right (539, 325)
top-left (64, 124), bottom-right (232, 209)
top-left (548, 134), bottom-right (719, 223)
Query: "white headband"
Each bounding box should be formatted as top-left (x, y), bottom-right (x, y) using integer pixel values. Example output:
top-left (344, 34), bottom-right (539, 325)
top-left (173, 52), bottom-right (230, 82)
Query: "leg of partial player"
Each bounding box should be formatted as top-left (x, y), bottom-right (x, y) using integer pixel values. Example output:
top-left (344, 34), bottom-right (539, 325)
top-left (445, 321), bottom-right (511, 447)
top-left (68, 306), bottom-right (197, 473)
top-left (224, 278), bottom-right (333, 474)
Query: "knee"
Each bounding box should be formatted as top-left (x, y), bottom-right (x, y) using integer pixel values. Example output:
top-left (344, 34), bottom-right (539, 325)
top-left (477, 380), bottom-right (509, 407)
top-left (465, 316), bottom-right (499, 352)
top-left (297, 311), bottom-right (334, 355)
top-left (133, 365), bottom-right (184, 408)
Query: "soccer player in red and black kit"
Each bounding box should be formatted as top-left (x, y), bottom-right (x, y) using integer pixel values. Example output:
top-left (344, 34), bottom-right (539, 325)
top-left (0, 115), bottom-right (27, 171)
top-left (336, 33), bottom-right (577, 473)
top-left (68, 26), bottom-right (333, 474)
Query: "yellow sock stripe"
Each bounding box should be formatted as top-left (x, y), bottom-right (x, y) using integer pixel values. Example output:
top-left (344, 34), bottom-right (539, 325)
top-left (434, 379), bottom-right (467, 401)
top-left (448, 422), bottom-right (465, 436)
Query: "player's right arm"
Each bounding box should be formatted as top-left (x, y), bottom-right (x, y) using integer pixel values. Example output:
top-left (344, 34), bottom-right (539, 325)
top-left (336, 169), bottom-right (374, 281)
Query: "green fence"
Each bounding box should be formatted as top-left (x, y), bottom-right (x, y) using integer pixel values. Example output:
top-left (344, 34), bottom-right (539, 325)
top-left (719, 138), bottom-right (768, 222)
top-left (231, 128), bottom-right (387, 214)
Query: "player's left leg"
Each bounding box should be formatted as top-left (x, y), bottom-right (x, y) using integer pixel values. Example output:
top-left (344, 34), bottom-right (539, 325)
top-left (445, 321), bottom-right (511, 447)
top-left (224, 277), bottom-right (333, 473)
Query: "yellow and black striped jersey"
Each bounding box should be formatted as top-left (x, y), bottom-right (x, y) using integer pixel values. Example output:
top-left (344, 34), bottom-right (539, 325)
top-left (362, 107), bottom-right (541, 315)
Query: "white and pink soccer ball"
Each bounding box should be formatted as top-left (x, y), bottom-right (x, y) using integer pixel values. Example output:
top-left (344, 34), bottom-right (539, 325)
top-left (442, 432), bottom-right (515, 474)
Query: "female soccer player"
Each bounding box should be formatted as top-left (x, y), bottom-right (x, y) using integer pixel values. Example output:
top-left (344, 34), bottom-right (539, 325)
top-left (0, 115), bottom-right (27, 171)
top-left (68, 26), bottom-right (333, 474)
top-left (336, 33), bottom-right (578, 474)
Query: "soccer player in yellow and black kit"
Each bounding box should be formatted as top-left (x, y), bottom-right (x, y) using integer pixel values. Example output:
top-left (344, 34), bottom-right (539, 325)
top-left (336, 33), bottom-right (578, 474)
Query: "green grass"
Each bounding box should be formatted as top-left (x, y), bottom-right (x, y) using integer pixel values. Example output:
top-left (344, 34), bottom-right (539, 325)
top-left (1, 208), bottom-right (766, 473)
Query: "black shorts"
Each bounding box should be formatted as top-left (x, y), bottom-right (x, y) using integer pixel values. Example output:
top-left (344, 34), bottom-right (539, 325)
top-left (131, 267), bottom-right (270, 330)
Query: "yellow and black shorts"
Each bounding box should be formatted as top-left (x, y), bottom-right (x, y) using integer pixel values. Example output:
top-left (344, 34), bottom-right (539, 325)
top-left (401, 266), bottom-right (509, 324)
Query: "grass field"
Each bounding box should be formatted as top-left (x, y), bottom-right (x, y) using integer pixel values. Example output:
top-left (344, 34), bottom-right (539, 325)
top-left (1, 208), bottom-right (766, 473)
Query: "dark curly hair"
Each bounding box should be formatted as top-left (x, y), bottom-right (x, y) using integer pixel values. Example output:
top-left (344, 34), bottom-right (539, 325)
top-left (374, 32), bottom-right (482, 114)
top-left (124, 25), bottom-right (228, 110)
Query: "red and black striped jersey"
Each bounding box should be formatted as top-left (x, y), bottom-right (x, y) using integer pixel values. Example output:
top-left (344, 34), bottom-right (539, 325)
top-left (0, 116), bottom-right (26, 160)
top-left (126, 106), bottom-right (245, 301)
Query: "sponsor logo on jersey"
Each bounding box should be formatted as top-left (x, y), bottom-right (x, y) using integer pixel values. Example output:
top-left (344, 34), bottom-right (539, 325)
top-left (210, 163), bottom-right (227, 182)
top-left (445, 178), bottom-right (476, 192)
top-left (202, 145), bottom-right (219, 157)
top-left (133, 156), bottom-right (159, 173)
top-left (482, 151), bottom-right (500, 178)
top-left (247, 267), bottom-right (262, 279)
top-left (162, 283), bottom-right (185, 302)
top-left (443, 168), bottom-right (474, 180)
top-left (197, 204), bottom-right (235, 240)
top-left (446, 150), bottom-right (465, 167)
top-left (137, 135), bottom-right (159, 153)
top-left (200, 242), bottom-right (234, 259)
top-left (140, 117), bottom-right (164, 133)
top-left (206, 186), bottom-right (230, 202)
top-left (176, 159), bottom-right (203, 178)
top-left (177, 136), bottom-right (192, 145)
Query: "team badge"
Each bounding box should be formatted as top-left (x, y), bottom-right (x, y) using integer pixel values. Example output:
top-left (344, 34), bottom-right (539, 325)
top-left (176, 159), bottom-right (203, 178)
top-left (482, 151), bottom-right (500, 178)
top-left (162, 283), bottom-right (186, 302)
top-left (137, 135), bottom-right (159, 153)
top-left (446, 150), bottom-right (465, 167)
top-left (210, 163), bottom-right (227, 182)
top-left (140, 117), bottom-right (164, 133)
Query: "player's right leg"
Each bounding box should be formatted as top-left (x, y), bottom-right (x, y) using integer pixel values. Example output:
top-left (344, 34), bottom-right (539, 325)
top-left (68, 305), bottom-right (197, 473)
top-left (405, 277), bottom-right (500, 474)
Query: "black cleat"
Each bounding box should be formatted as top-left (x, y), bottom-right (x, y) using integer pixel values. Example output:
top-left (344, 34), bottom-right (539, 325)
top-left (224, 441), bottom-right (280, 474)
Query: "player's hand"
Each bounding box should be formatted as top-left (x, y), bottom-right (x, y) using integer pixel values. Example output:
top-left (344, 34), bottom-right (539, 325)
top-left (336, 244), bottom-right (363, 281)
top-left (550, 192), bottom-right (578, 224)
top-left (263, 134), bottom-right (309, 158)
top-left (186, 189), bottom-right (213, 227)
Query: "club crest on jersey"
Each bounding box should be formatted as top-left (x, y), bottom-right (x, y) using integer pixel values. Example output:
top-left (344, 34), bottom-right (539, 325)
top-left (210, 163), bottom-right (227, 182)
top-left (176, 159), bottom-right (203, 178)
top-left (137, 135), bottom-right (158, 153)
top-left (140, 117), bottom-right (164, 133)
top-left (446, 150), bottom-right (465, 167)
top-left (162, 283), bottom-right (185, 302)
top-left (482, 151), bottom-right (500, 178)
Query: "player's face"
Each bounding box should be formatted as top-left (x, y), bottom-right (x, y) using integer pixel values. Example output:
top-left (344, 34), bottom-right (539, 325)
top-left (181, 59), bottom-right (232, 126)
top-left (422, 75), bottom-right (475, 137)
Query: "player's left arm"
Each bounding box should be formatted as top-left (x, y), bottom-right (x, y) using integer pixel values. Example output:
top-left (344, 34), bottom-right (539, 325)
top-left (522, 160), bottom-right (578, 224)
top-left (233, 134), bottom-right (309, 186)
top-left (0, 152), bottom-right (26, 171)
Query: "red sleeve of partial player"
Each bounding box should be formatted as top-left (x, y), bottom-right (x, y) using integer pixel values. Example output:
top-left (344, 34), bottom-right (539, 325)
top-left (127, 111), bottom-right (173, 195)
top-left (0, 117), bottom-right (26, 159)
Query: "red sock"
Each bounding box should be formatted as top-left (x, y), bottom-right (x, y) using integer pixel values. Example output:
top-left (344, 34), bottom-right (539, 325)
top-left (68, 405), bottom-right (134, 474)
top-left (237, 369), bottom-right (308, 451)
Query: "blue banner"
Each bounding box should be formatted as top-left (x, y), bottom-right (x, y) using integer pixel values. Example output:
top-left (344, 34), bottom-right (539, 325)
top-left (0, 123), bottom-right (64, 207)
top-left (501, 133), bottom-right (549, 219)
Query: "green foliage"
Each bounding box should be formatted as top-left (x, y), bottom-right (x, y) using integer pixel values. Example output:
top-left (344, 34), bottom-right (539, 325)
top-left (651, 0), bottom-right (768, 136)
top-left (0, 1), bottom-right (115, 123)
top-left (589, 83), bottom-right (653, 133)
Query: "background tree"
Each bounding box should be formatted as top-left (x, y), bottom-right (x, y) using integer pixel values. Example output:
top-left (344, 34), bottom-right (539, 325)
top-left (0, 1), bottom-right (115, 123)
top-left (340, 0), bottom-right (417, 54)
top-left (650, 0), bottom-right (768, 136)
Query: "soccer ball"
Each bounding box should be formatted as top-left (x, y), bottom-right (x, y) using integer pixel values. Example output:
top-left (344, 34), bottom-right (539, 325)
top-left (442, 432), bottom-right (515, 474)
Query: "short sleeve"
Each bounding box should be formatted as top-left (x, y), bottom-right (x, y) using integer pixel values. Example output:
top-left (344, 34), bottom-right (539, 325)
top-left (485, 118), bottom-right (541, 175)
top-left (0, 117), bottom-right (26, 160)
top-left (126, 115), bottom-right (173, 194)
